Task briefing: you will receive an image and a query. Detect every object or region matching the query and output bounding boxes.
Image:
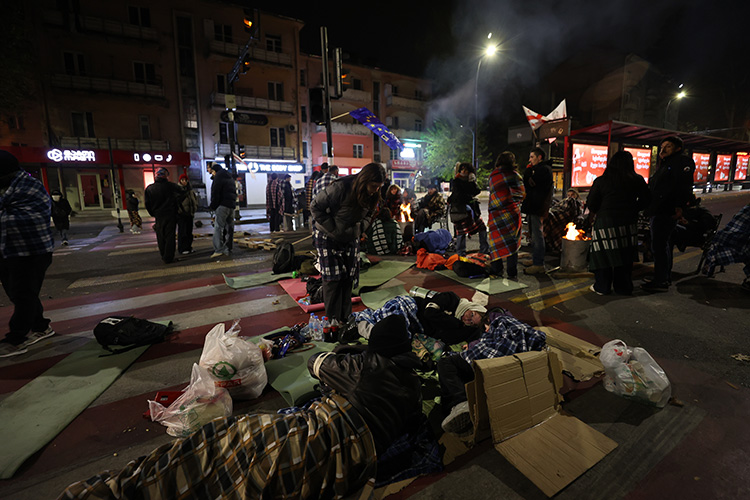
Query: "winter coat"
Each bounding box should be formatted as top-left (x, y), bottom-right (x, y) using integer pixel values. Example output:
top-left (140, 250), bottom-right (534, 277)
top-left (311, 175), bottom-right (375, 244)
top-left (281, 179), bottom-right (294, 215)
top-left (126, 195), bottom-right (139, 212)
top-left (415, 291), bottom-right (482, 345)
top-left (209, 168), bottom-right (236, 210)
top-left (647, 153), bottom-right (695, 217)
top-left (51, 198), bottom-right (72, 229)
top-left (178, 183), bottom-right (198, 217)
top-left (587, 173), bottom-right (650, 224)
top-left (145, 177), bottom-right (181, 219)
top-left (521, 160), bottom-right (554, 216)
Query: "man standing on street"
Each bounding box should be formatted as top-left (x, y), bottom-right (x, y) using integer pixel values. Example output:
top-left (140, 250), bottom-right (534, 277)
top-left (642, 136), bottom-right (695, 291)
top-left (521, 147), bottom-right (554, 275)
top-left (0, 150), bottom-right (56, 358)
top-left (208, 162), bottom-right (236, 258)
top-left (145, 167), bottom-right (182, 264)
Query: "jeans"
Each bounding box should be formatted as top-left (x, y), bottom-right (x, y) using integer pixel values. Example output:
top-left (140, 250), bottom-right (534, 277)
top-left (322, 276), bottom-right (354, 323)
top-left (177, 214), bottom-right (194, 253)
top-left (528, 214), bottom-right (545, 265)
top-left (213, 205), bottom-right (234, 255)
top-left (455, 229), bottom-right (490, 256)
top-left (0, 253), bottom-right (53, 345)
top-left (650, 215), bottom-right (677, 284)
top-left (437, 354), bottom-right (475, 411)
top-left (154, 216), bottom-right (177, 263)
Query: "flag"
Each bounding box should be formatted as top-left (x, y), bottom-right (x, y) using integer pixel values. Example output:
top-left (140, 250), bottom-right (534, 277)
top-left (545, 99), bottom-right (567, 121)
top-left (349, 107), bottom-right (404, 151)
top-left (522, 105), bottom-right (545, 130)
top-left (522, 99), bottom-right (567, 130)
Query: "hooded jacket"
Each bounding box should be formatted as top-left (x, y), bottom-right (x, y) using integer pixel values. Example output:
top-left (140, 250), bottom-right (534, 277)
top-left (647, 153), bottom-right (695, 216)
top-left (209, 168), bottom-right (236, 210)
top-left (145, 177), bottom-right (181, 219)
top-left (311, 175), bottom-right (376, 243)
top-left (521, 160), bottom-right (554, 216)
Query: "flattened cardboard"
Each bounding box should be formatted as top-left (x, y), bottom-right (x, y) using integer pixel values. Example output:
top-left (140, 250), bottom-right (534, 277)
top-left (537, 326), bottom-right (604, 382)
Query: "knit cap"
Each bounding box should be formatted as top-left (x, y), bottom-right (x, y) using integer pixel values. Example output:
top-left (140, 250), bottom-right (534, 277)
top-left (367, 315), bottom-right (412, 358)
top-left (454, 298), bottom-right (487, 321)
top-left (155, 167), bottom-right (169, 178)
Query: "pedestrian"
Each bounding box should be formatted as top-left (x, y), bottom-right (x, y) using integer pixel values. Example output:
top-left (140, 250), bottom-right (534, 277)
top-left (448, 162), bottom-right (489, 256)
top-left (311, 162), bottom-right (386, 323)
top-left (312, 164), bottom-right (339, 200)
top-left (50, 189), bottom-right (72, 246)
top-left (207, 162), bottom-right (236, 258)
top-left (0, 150), bottom-right (56, 358)
top-left (280, 174), bottom-right (295, 231)
top-left (234, 176), bottom-right (243, 221)
top-left (413, 180), bottom-right (445, 234)
top-left (701, 203), bottom-right (750, 292)
top-left (145, 167), bottom-right (182, 264)
top-left (177, 173), bottom-right (198, 255)
top-left (304, 170), bottom-right (322, 227)
top-left (521, 147), bottom-right (554, 274)
top-left (487, 152), bottom-right (526, 278)
top-left (587, 151), bottom-right (651, 295)
top-left (266, 173), bottom-right (281, 233)
top-left (641, 136), bottom-right (696, 291)
top-left (126, 190), bottom-right (142, 234)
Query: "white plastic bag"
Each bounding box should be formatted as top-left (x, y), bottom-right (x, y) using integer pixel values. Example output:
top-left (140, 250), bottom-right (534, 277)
top-left (600, 339), bottom-right (671, 408)
top-left (199, 321), bottom-right (268, 400)
top-left (149, 363), bottom-right (233, 437)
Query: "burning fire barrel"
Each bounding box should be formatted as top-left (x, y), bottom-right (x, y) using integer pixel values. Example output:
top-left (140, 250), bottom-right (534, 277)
top-left (560, 223), bottom-right (591, 272)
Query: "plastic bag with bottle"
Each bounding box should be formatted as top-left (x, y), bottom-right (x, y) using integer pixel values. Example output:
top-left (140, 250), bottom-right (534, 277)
top-left (599, 339), bottom-right (671, 408)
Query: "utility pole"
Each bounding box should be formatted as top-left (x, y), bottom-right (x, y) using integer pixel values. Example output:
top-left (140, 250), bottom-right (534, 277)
top-left (320, 27), bottom-right (334, 162)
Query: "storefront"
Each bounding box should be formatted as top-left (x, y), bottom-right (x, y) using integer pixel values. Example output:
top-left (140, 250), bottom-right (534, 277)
top-left (389, 159), bottom-right (420, 190)
top-left (209, 158), bottom-right (306, 208)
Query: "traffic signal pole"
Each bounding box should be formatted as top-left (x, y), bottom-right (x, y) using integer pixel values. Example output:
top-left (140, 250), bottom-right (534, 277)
top-left (224, 15), bottom-right (256, 175)
top-left (320, 27), bottom-right (334, 162)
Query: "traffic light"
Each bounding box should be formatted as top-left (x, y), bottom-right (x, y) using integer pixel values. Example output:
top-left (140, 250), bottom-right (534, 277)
top-left (242, 8), bottom-right (255, 35)
top-left (240, 54), bottom-right (251, 74)
top-left (238, 144), bottom-right (246, 159)
top-left (309, 87), bottom-right (325, 124)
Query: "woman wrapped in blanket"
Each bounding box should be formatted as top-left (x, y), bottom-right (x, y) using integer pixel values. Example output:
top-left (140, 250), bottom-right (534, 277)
top-left (59, 316), bottom-right (424, 500)
top-left (311, 163), bottom-right (386, 323)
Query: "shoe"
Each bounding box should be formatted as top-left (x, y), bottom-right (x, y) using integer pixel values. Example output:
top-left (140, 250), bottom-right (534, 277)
top-left (524, 265), bottom-right (546, 275)
top-left (180, 250), bottom-right (195, 255)
top-left (642, 277), bottom-right (672, 286)
top-left (62, 240), bottom-right (69, 246)
top-left (520, 259), bottom-right (534, 267)
top-left (589, 285), bottom-right (606, 296)
top-left (130, 228), bottom-right (135, 234)
top-left (0, 341), bottom-right (28, 358)
top-left (441, 401), bottom-right (473, 434)
top-left (23, 327), bottom-right (55, 347)
top-left (507, 274), bottom-right (518, 281)
top-left (210, 252), bottom-right (223, 258)
top-left (641, 280), bottom-right (669, 292)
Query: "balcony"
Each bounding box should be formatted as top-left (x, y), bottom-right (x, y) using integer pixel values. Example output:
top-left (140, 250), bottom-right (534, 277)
top-left (315, 123), bottom-right (371, 136)
top-left (52, 74), bottom-right (164, 98)
top-left (215, 143), bottom-right (296, 160)
top-left (386, 94), bottom-right (426, 111)
top-left (339, 88), bottom-right (372, 103)
top-left (391, 129), bottom-right (424, 140)
top-left (60, 137), bottom-right (169, 150)
top-left (208, 40), bottom-right (293, 67)
top-left (43, 10), bottom-right (158, 41)
top-left (211, 92), bottom-right (294, 114)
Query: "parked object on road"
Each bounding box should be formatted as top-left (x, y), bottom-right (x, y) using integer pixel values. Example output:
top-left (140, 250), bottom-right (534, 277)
top-left (600, 339), bottom-right (671, 408)
top-left (93, 316), bottom-right (173, 355)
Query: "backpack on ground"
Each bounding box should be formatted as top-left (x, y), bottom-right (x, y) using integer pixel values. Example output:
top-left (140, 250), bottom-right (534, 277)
top-left (272, 242), bottom-right (295, 274)
top-left (93, 316), bottom-right (173, 356)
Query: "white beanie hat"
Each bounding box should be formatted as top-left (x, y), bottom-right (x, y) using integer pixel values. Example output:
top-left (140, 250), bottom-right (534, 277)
top-left (454, 298), bottom-right (487, 321)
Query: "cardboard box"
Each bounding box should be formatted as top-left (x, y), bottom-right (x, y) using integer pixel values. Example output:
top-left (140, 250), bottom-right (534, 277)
top-left (466, 350), bottom-right (617, 497)
top-left (537, 326), bottom-right (605, 382)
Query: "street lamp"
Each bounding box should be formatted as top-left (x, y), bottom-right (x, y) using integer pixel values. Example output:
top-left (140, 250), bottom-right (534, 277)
top-left (473, 36), bottom-right (497, 170)
top-left (664, 90), bottom-right (687, 129)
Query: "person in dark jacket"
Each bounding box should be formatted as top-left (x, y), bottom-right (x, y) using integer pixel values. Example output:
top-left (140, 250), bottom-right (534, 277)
top-left (280, 174), bottom-right (295, 231)
top-left (311, 162), bottom-right (386, 322)
top-left (587, 151), bottom-right (651, 295)
top-left (521, 147), bottom-right (554, 274)
top-left (413, 181), bottom-right (446, 233)
top-left (50, 189), bottom-right (72, 246)
top-left (448, 163), bottom-right (489, 256)
top-left (177, 174), bottom-right (198, 255)
top-left (145, 168), bottom-right (182, 264)
top-left (642, 136), bottom-right (695, 291)
top-left (207, 162), bottom-right (236, 258)
top-left (126, 190), bottom-right (142, 234)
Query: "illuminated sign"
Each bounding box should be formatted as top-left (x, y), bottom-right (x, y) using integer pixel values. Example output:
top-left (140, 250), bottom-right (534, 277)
top-left (133, 153), bottom-right (173, 163)
top-left (233, 160), bottom-right (305, 174)
top-left (391, 159), bottom-right (419, 170)
top-left (400, 148), bottom-right (416, 159)
top-left (735, 154), bottom-right (749, 181)
top-left (571, 143), bottom-right (609, 187)
top-left (623, 147), bottom-right (652, 181)
top-left (715, 154), bottom-right (732, 182)
top-left (46, 148), bottom-right (97, 163)
top-left (692, 153), bottom-right (710, 183)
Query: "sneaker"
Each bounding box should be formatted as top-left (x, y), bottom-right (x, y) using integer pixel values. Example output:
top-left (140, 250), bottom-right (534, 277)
top-left (210, 252), bottom-right (224, 258)
top-left (441, 401), bottom-right (473, 434)
top-left (180, 250), bottom-right (195, 255)
top-left (524, 265), bottom-right (546, 275)
top-left (0, 341), bottom-right (28, 358)
top-left (589, 284), bottom-right (605, 296)
top-left (62, 240), bottom-right (69, 246)
top-left (641, 280), bottom-right (669, 292)
top-left (23, 327), bottom-right (56, 347)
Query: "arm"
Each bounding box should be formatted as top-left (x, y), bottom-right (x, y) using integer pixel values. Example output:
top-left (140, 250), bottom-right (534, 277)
top-left (310, 183), bottom-right (339, 234)
top-left (586, 179), bottom-right (603, 214)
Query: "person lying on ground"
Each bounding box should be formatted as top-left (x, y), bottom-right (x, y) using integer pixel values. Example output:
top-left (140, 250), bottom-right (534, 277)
top-left (438, 310), bottom-right (546, 435)
top-left (59, 315), bottom-right (424, 500)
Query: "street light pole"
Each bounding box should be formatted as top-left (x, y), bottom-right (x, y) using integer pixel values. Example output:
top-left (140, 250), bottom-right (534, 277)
top-left (473, 36), bottom-right (497, 170)
top-left (663, 90), bottom-right (686, 129)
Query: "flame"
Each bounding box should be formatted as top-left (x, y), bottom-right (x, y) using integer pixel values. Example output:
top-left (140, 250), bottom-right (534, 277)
top-left (564, 222), bottom-right (590, 241)
top-left (399, 202), bottom-right (413, 222)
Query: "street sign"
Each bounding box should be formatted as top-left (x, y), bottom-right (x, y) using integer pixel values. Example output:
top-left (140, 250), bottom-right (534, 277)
top-left (539, 118), bottom-right (571, 140)
top-left (225, 94), bottom-right (237, 110)
top-left (220, 111), bottom-right (268, 126)
top-left (508, 125), bottom-right (533, 144)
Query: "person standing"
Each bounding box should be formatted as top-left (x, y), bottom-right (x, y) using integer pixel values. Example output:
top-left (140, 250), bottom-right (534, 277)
top-left (280, 174), bottom-right (295, 232)
top-left (126, 190), bottom-right (142, 234)
top-left (312, 164), bottom-right (339, 199)
top-left (521, 147), bottom-right (554, 274)
top-left (177, 174), bottom-right (198, 255)
top-left (449, 162), bottom-right (489, 256)
top-left (0, 150), bottom-right (56, 358)
top-left (207, 163), bottom-right (236, 258)
top-left (304, 170), bottom-right (322, 227)
top-left (311, 163), bottom-right (386, 323)
top-left (50, 189), bottom-right (72, 246)
top-left (487, 152), bottom-right (526, 278)
top-left (234, 176), bottom-right (244, 221)
top-left (642, 136), bottom-right (696, 291)
top-left (587, 151), bottom-right (651, 295)
top-left (266, 173), bottom-right (281, 233)
top-left (145, 168), bottom-right (182, 264)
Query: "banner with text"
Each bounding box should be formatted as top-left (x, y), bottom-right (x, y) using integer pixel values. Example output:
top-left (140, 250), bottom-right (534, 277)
top-left (692, 153), bottom-right (711, 183)
top-left (715, 154), bottom-right (732, 182)
top-left (572, 143), bottom-right (609, 187)
top-left (735, 154), bottom-right (749, 181)
top-left (623, 147), bottom-right (652, 181)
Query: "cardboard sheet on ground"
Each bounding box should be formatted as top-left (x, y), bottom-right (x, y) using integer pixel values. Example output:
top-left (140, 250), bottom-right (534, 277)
top-left (360, 285), bottom-right (407, 309)
top-left (536, 326), bottom-right (604, 382)
top-left (223, 270), bottom-right (294, 289)
top-left (278, 278), bottom-right (362, 313)
top-left (353, 260), bottom-right (414, 295)
top-left (0, 340), bottom-right (148, 479)
top-left (435, 270), bottom-right (527, 294)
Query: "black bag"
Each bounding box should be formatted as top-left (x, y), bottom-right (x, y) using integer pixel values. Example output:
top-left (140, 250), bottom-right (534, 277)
top-left (306, 277), bottom-right (324, 304)
top-left (272, 242), bottom-right (295, 274)
top-left (449, 202), bottom-right (469, 223)
top-left (93, 316), bottom-right (173, 356)
top-left (453, 260), bottom-right (488, 278)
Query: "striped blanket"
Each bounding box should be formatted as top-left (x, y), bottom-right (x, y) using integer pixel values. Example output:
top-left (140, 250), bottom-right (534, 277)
top-left (487, 168), bottom-right (525, 261)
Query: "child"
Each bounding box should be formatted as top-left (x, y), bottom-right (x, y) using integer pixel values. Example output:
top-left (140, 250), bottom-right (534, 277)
top-left (50, 189), bottom-right (72, 245)
top-left (126, 190), bottom-right (142, 234)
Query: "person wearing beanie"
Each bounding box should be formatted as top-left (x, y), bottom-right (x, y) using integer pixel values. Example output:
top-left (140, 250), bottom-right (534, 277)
top-left (0, 150), bottom-right (57, 358)
top-left (50, 189), bottom-right (72, 246)
top-left (207, 162), bottom-right (236, 258)
top-left (145, 167), bottom-right (183, 264)
top-left (176, 173), bottom-right (198, 255)
top-left (126, 190), bottom-right (142, 234)
top-left (413, 179), bottom-right (446, 234)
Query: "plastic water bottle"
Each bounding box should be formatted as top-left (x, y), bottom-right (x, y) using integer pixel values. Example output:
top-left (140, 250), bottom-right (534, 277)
top-left (312, 315), bottom-right (322, 341)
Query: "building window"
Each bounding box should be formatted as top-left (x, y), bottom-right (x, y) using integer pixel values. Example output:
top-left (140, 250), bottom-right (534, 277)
top-left (270, 127), bottom-right (286, 148)
top-left (7, 114), bottom-right (24, 130)
top-left (415, 89), bottom-right (423, 100)
top-left (353, 144), bottom-right (364, 158)
top-left (214, 23), bottom-right (232, 43)
top-left (71, 111), bottom-right (95, 138)
top-left (352, 78), bottom-right (362, 91)
top-left (268, 81), bottom-right (284, 101)
top-left (373, 81), bottom-right (380, 110)
top-left (415, 119), bottom-right (423, 132)
top-left (300, 69), bottom-right (306, 87)
top-left (266, 34), bottom-right (282, 53)
top-left (184, 102), bottom-right (198, 129)
top-left (133, 62), bottom-right (156, 84)
top-left (301, 105), bottom-right (307, 123)
top-left (217, 74), bottom-right (226, 94)
top-left (321, 142), bottom-right (328, 157)
top-left (390, 148), bottom-right (400, 160)
top-left (302, 141), bottom-right (309, 158)
top-left (63, 51), bottom-right (86, 76)
top-left (128, 6), bottom-right (151, 27)
top-left (175, 16), bottom-right (195, 78)
top-left (219, 122), bottom-right (229, 144)
top-left (392, 116), bottom-right (399, 129)
top-left (139, 115), bottom-right (151, 139)
top-left (392, 85), bottom-right (399, 96)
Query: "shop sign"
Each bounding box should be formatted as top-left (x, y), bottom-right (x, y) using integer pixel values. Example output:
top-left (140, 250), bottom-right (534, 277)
top-left (391, 159), bottom-right (419, 170)
top-left (236, 161), bottom-right (305, 174)
top-left (46, 148), bottom-right (98, 163)
top-left (220, 111), bottom-right (268, 126)
top-left (112, 150), bottom-right (191, 165)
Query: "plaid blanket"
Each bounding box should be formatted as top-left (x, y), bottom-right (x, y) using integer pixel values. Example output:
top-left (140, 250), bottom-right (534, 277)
top-left (313, 228), bottom-right (360, 283)
top-left (453, 213), bottom-right (486, 237)
top-left (487, 168), bottom-right (525, 261)
top-left (365, 218), bottom-right (403, 255)
top-left (354, 295), bottom-right (423, 337)
top-left (59, 395), bottom-right (376, 500)
top-left (460, 315), bottom-right (546, 363)
top-left (544, 197), bottom-right (585, 253)
top-left (703, 204), bottom-right (750, 277)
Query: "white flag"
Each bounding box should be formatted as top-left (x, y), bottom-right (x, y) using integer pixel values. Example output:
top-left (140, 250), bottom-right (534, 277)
top-left (522, 105), bottom-right (545, 130)
top-left (545, 99), bottom-right (567, 121)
